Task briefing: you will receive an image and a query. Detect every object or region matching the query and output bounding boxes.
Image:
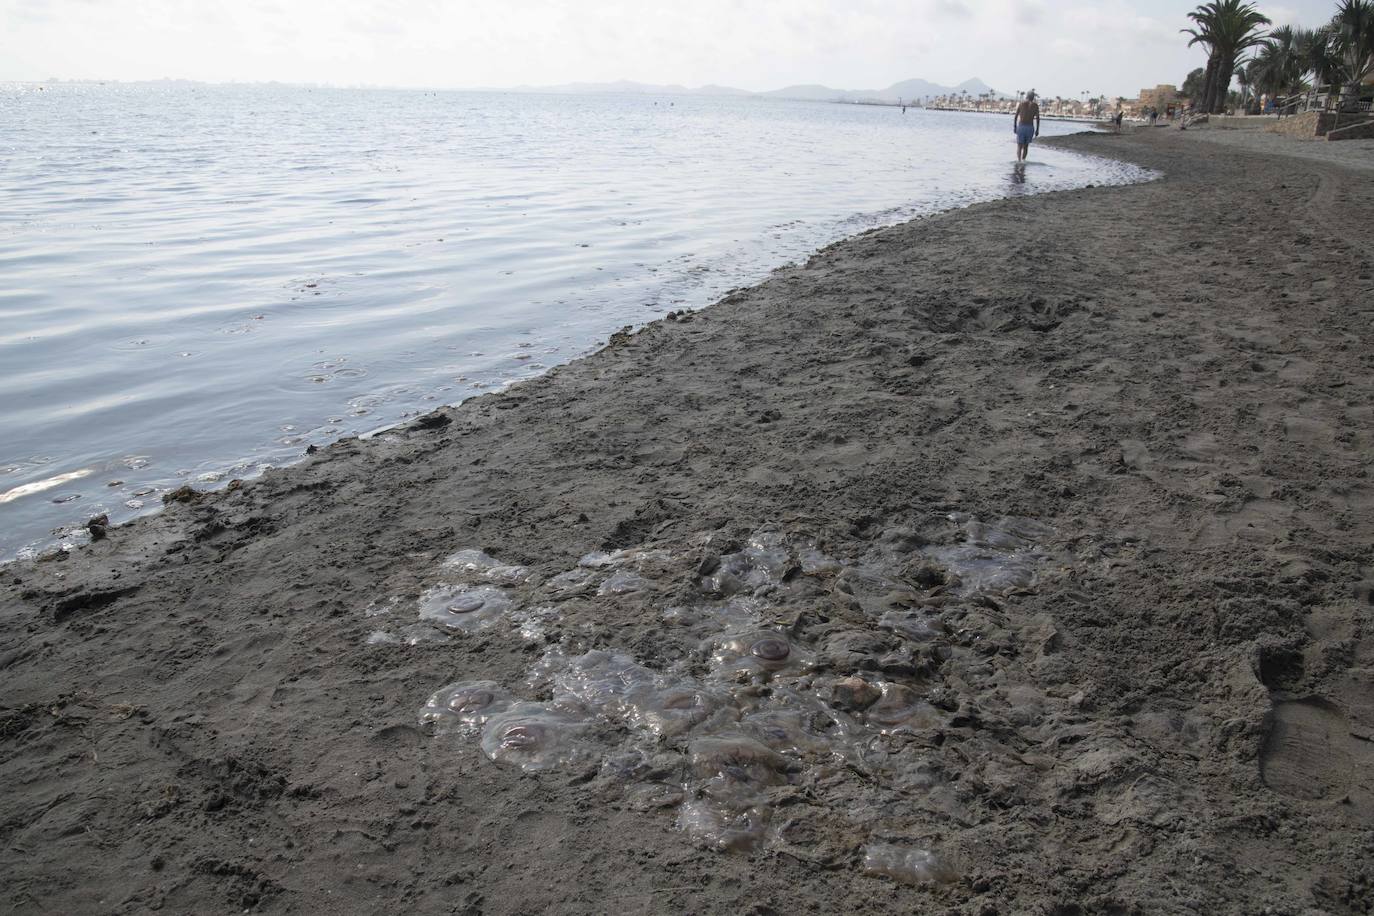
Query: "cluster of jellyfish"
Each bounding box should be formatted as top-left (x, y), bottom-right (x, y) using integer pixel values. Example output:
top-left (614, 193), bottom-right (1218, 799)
top-left (364, 514), bottom-right (1061, 885)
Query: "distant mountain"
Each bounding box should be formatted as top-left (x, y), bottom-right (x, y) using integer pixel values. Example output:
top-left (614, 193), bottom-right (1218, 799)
top-left (955, 78), bottom-right (996, 95)
top-left (882, 78), bottom-right (954, 101)
top-left (499, 77), bottom-right (1002, 102)
top-left (697, 84), bottom-right (754, 96)
top-left (761, 83), bottom-right (852, 101)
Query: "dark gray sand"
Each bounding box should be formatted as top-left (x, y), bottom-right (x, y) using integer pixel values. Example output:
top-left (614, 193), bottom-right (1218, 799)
top-left (4, 129), bottom-right (1374, 915)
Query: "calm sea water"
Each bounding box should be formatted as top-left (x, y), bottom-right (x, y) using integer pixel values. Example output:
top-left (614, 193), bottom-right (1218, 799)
top-left (0, 85), bottom-right (1151, 559)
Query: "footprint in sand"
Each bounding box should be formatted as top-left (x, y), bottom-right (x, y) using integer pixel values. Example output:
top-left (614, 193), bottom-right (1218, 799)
top-left (1260, 699), bottom-right (1350, 800)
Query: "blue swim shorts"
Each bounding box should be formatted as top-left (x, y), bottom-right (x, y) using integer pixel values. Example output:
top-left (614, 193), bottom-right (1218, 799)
top-left (1016, 124), bottom-right (1036, 145)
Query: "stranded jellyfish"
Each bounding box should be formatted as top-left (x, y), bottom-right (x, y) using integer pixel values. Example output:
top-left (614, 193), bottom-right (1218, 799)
top-left (862, 843), bottom-right (956, 885)
top-left (535, 650), bottom-right (739, 738)
top-left (679, 733), bottom-right (790, 851)
top-left (863, 683), bottom-right (943, 734)
top-left (417, 584), bottom-right (513, 632)
top-left (689, 735), bottom-right (790, 787)
top-left (877, 609), bottom-right (948, 643)
top-left (479, 702), bottom-right (595, 772)
top-left (597, 569), bottom-right (650, 596)
top-left (925, 544), bottom-right (1039, 596)
top-left (699, 536), bottom-right (790, 597)
top-left (626, 683), bottom-right (739, 738)
top-left (710, 630), bottom-right (813, 680)
top-left (495, 722), bottom-right (543, 750)
top-left (749, 636), bottom-right (791, 662)
top-left (677, 798), bottom-right (771, 852)
top-left (418, 680), bottom-right (513, 733)
top-left (545, 567), bottom-right (597, 594)
top-left (544, 650), bottom-right (656, 717)
top-left (442, 548), bottom-right (531, 584)
top-left (447, 594), bottom-right (485, 614)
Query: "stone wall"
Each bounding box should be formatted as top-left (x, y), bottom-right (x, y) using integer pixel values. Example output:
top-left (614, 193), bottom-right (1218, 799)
top-left (1327, 118), bottom-right (1374, 141)
top-left (1265, 112), bottom-right (1336, 138)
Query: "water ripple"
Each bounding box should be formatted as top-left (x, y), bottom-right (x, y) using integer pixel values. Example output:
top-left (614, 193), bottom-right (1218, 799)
top-left (0, 85), bottom-right (1152, 558)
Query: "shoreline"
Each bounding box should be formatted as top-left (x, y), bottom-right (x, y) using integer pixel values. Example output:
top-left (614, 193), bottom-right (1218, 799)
top-left (1, 123), bottom-right (1146, 565)
top-left (4, 129), bottom-right (1374, 914)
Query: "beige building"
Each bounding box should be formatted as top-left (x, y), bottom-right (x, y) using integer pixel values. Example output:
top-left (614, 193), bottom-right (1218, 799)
top-left (1138, 84), bottom-right (1181, 112)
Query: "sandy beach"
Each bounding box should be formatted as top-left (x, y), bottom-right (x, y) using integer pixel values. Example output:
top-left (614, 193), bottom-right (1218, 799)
top-left (4, 127), bottom-right (1374, 915)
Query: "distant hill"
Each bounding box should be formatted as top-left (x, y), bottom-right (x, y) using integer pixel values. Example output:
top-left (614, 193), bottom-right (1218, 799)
top-left (882, 78), bottom-right (954, 101)
top-left (502, 77), bottom-right (1004, 102)
top-left (955, 78), bottom-right (997, 95)
top-left (761, 83), bottom-right (852, 101)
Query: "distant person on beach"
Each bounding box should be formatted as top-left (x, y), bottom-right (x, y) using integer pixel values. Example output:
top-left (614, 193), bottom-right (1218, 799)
top-left (1014, 91), bottom-right (1040, 162)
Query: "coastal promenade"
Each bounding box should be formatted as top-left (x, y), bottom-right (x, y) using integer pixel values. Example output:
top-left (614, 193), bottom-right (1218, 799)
top-left (3, 129), bottom-right (1373, 914)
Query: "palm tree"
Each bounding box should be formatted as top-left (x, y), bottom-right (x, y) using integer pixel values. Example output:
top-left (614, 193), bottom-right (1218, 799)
top-left (1183, 3), bottom-right (1222, 110)
top-left (1252, 24), bottom-right (1348, 110)
top-left (1330, 0), bottom-right (1374, 108)
top-left (1184, 1), bottom-right (1271, 113)
top-left (1211, 1), bottom-right (1271, 112)
top-left (1235, 60), bottom-right (1255, 110)
top-left (1302, 27), bottom-right (1342, 89)
top-left (1253, 25), bottom-right (1311, 98)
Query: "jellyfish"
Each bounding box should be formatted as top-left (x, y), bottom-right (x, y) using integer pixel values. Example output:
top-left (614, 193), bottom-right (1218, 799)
top-left (862, 843), bottom-right (955, 885)
top-left (479, 703), bottom-right (596, 772)
top-left (709, 630), bottom-right (813, 680)
top-left (863, 683), bottom-right (943, 734)
top-left (418, 680), bottom-right (513, 733)
top-left (417, 584), bottom-right (513, 632)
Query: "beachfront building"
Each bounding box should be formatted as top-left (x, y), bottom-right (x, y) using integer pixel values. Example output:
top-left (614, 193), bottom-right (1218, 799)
top-left (925, 90), bottom-right (1018, 113)
top-left (1138, 84), bottom-right (1182, 115)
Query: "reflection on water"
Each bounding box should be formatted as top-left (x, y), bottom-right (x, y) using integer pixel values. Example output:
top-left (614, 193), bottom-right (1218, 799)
top-left (1010, 161), bottom-right (1027, 187)
top-left (0, 85), bottom-right (1154, 558)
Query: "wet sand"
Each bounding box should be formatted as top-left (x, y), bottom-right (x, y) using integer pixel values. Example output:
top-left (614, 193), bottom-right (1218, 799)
top-left (4, 128), bottom-right (1374, 915)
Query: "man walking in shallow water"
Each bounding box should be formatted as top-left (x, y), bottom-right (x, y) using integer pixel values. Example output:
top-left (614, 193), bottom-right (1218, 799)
top-left (1014, 91), bottom-right (1040, 162)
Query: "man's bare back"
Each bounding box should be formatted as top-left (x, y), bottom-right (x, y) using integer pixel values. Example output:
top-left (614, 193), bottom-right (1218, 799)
top-left (1014, 92), bottom-right (1040, 162)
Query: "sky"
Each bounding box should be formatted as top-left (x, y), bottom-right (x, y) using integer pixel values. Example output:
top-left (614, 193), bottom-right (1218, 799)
top-left (0, 0), bottom-right (1344, 99)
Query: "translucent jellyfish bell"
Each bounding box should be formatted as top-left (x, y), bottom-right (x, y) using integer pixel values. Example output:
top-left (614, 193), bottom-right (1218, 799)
top-left (544, 567), bottom-right (598, 594)
top-left (662, 597), bottom-right (764, 636)
top-left (699, 534), bottom-right (791, 597)
top-left (418, 680), bottom-right (513, 733)
top-left (624, 681), bottom-right (739, 738)
top-left (442, 548), bottom-right (532, 584)
top-left (689, 734), bottom-right (791, 786)
top-left (479, 702), bottom-right (596, 772)
top-left (797, 546), bottom-right (842, 576)
top-left (546, 650), bottom-right (657, 717)
top-left (964, 516), bottom-right (1053, 549)
top-left (597, 569), bottom-right (651, 596)
top-left (862, 683), bottom-right (943, 734)
top-left (677, 797), bottom-right (771, 852)
top-left (678, 734), bottom-right (790, 851)
top-left (417, 584), bottom-right (513, 632)
top-left (443, 547), bottom-right (501, 573)
top-left (923, 515), bottom-right (1057, 597)
top-left (862, 843), bottom-right (956, 884)
top-left (923, 545), bottom-right (1038, 595)
top-left (877, 609), bottom-right (948, 643)
top-left (709, 630), bottom-right (814, 681)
